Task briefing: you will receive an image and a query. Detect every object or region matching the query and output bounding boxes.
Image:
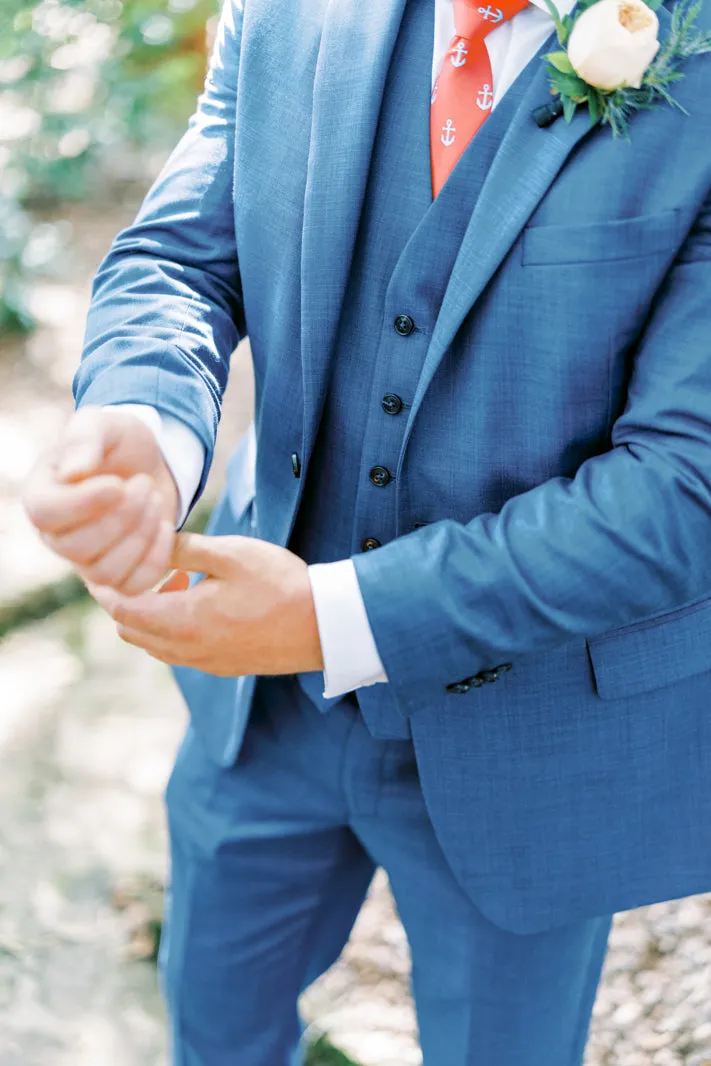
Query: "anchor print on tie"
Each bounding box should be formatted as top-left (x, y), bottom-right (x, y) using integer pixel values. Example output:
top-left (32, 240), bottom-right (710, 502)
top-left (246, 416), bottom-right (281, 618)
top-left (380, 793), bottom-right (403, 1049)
top-left (430, 0), bottom-right (530, 196)
top-left (476, 83), bottom-right (494, 110)
top-left (441, 119), bottom-right (456, 147)
top-left (478, 5), bottom-right (504, 23)
top-left (450, 40), bottom-right (469, 67)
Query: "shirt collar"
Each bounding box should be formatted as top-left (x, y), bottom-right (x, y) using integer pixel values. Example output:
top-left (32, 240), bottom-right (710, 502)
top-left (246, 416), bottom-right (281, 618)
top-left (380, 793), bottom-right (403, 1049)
top-left (528, 0), bottom-right (578, 18)
top-left (442, 0), bottom-right (578, 19)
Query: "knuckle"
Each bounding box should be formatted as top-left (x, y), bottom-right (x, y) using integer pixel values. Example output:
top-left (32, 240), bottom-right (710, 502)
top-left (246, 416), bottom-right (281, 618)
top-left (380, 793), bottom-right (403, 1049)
top-left (64, 538), bottom-right (101, 566)
top-left (116, 574), bottom-right (152, 597)
top-left (62, 544), bottom-right (88, 564)
top-left (112, 604), bottom-right (131, 627)
top-left (116, 625), bottom-right (137, 646)
top-left (87, 560), bottom-right (118, 588)
top-left (130, 562), bottom-right (162, 591)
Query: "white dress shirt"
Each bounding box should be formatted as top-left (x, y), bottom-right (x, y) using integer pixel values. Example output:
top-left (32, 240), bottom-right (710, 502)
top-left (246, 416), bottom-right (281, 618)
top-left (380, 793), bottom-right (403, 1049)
top-left (108, 0), bottom-right (573, 698)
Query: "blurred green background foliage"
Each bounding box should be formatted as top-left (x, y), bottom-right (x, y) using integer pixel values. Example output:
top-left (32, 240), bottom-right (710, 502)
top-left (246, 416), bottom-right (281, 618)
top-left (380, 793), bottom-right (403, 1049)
top-left (0, 0), bottom-right (218, 333)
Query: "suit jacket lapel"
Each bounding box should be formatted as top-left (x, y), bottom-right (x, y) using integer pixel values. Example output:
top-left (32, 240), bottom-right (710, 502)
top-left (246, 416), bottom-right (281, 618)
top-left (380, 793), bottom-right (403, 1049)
top-left (300, 0), bottom-right (409, 458)
top-left (404, 30), bottom-right (601, 439)
top-left (404, 2), bottom-right (674, 437)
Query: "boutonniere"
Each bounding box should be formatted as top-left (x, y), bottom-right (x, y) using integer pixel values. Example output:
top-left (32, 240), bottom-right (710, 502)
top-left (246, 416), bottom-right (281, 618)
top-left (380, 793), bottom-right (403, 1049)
top-left (538, 0), bottom-right (711, 136)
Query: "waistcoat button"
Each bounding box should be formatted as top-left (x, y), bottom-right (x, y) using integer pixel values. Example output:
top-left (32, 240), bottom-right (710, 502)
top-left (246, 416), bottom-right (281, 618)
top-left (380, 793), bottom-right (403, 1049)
top-left (362, 537), bottom-right (382, 552)
top-left (394, 314), bottom-right (415, 336)
top-left (382, 393), bottom-right (403, 415)
top-left (369, 466), bottom-right (392, 487)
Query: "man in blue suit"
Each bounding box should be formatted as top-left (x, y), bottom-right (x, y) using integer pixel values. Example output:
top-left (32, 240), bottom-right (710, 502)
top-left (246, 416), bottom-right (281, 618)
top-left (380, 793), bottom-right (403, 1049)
top-left (24, 0), bottom-right (711, 1061)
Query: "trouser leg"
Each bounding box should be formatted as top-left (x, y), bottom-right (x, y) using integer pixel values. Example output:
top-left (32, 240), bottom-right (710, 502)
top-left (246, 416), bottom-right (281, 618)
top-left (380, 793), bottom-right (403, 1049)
top-left (347, 725), bottom-right (612, 1066)
top-left (161, 679), bottom-right (375, 1066)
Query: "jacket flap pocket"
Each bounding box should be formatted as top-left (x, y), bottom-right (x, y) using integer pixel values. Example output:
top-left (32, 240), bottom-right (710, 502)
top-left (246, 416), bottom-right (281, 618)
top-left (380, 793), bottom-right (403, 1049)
top-left (522, 209), bottom-right (681, 266)
top-left (587, 595), bottom-right (711, 701)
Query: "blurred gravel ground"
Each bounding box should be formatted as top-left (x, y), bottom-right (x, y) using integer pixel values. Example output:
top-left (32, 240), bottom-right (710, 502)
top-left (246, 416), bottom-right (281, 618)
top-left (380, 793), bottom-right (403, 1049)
top-left (304, 875), bottom-right (711, 1066)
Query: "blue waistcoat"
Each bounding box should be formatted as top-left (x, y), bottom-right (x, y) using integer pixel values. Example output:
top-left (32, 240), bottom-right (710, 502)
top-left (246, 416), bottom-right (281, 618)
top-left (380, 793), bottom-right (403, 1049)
top-left (291, 0), bottom-right (533, 737)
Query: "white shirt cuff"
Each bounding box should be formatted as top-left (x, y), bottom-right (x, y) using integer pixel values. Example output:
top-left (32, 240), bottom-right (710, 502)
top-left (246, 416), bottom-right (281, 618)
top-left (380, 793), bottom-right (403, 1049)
top-left (106, 404), bottom-right (206, 527)
top-left (308, 559), bottom-right (389, 699)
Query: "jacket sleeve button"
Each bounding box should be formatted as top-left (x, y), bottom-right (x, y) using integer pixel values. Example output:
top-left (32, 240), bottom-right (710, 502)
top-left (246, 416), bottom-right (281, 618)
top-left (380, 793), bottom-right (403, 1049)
top-left (446, 680), bottom-right (472, 695)
top-left (479, 669), bottom-right (500, 684)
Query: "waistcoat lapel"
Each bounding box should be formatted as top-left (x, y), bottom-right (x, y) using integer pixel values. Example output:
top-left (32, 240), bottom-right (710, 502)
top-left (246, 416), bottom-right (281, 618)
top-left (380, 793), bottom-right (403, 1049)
top-left (300, 0), bottom-right (411, 462)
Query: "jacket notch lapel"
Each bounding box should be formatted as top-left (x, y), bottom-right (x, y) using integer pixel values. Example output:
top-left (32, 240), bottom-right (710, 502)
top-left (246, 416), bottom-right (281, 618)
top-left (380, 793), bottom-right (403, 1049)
top-left (403, 40), bottom-right (601, 444)
top-left (403, 2), bottom-right (672, 442)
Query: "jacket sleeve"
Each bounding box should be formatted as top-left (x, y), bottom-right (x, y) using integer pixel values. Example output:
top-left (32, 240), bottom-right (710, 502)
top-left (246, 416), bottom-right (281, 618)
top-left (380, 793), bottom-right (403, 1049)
top-left (73, 0), bottom-right (245, 503)
top-left (354, 189), bottom-right (711, 717)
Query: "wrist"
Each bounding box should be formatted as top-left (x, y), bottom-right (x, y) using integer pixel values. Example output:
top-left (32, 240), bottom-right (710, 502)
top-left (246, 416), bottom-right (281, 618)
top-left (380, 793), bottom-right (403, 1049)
top-left (287, 565), bottom-right (325, 673)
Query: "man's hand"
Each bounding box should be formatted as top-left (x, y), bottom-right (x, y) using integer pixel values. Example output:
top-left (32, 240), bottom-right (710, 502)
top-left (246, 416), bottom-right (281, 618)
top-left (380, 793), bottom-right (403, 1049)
top-left (23, 406), bottom-right (180, 595)
top-left (89, 533), bottom-right (325, 677)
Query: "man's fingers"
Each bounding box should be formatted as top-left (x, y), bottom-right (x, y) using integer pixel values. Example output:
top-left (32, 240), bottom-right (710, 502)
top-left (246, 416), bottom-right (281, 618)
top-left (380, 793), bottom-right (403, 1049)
top-left (113, 587), bottom-right (193, 636)
top-left (91, 576), bottom-right (196, 638)
top-left (56, 406), bottom-right (121, 483)
top-left (42, 475), bottom-right (156, 565)
top-left (117, 521), bottom-right (176, 596)
top-left (86, 582), bottom-right (121, 616)
top-left (115, 625), bottom-right (195, 666)
top-left (170, 532), bottom-right (236, 577)
top-left (82, 494), bottom-right (163, 590)
top-left (24, 471), bottom-right (127, 535)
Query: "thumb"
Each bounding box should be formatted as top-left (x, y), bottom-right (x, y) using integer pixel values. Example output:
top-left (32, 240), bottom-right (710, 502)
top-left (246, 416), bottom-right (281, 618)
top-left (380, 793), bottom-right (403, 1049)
top-left (57, 407), bottom-right (121, 483)
top-left (170, 533), bottom-right (234, 578)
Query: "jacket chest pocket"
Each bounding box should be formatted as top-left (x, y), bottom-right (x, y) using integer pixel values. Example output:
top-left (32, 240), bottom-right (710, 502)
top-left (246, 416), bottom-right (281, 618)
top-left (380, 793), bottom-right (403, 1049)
top-left (522, 209), bottom-right (682, 267)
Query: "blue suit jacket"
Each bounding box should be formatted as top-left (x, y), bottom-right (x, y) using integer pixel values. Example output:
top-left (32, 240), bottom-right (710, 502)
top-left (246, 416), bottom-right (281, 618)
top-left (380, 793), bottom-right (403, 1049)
top-left (75, 0), bottom-right (711, 932)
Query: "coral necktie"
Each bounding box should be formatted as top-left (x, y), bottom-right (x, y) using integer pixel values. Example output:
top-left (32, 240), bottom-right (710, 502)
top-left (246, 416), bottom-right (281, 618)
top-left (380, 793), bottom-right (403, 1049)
top-left (431, 0), bottom-right (530, 197)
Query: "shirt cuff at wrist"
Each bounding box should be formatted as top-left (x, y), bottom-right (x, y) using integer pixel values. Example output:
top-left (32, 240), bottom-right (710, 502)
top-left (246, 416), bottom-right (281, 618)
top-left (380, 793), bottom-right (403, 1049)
top-left (308, 559), bottom-right (388, 699)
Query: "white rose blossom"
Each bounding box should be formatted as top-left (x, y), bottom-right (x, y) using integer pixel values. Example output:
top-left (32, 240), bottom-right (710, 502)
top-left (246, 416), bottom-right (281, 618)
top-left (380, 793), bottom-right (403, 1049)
top-left (567, 0), bottom-right (661, 91)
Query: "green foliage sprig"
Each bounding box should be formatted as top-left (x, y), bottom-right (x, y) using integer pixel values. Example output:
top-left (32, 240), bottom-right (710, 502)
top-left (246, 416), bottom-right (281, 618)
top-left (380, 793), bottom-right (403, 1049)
top-left (542, 0), bottom-right (711, 137)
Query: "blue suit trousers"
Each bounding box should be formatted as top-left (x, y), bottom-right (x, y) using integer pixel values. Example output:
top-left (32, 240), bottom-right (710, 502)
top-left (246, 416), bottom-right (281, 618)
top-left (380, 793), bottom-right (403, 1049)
top-left (161, 673), bottom-right (612, 1066)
